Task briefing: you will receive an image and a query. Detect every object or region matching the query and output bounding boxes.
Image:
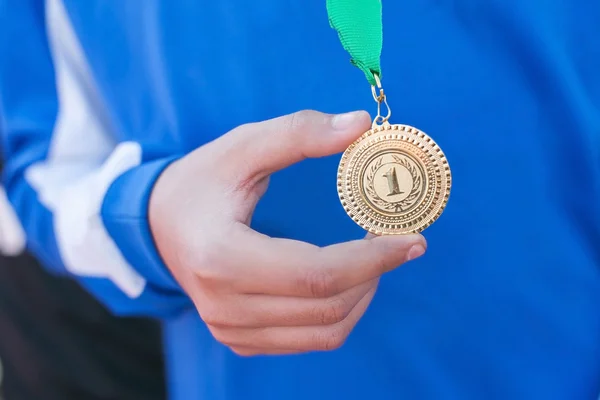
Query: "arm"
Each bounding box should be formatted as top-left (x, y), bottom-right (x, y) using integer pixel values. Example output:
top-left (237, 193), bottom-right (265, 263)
top-left (2, 1), bottom-right (425, 357)
top-left (0, 0), bottom-right (189, 317)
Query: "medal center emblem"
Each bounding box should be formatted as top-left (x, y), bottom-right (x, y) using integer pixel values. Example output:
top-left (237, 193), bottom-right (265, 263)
top-left (376, 162), bottom-right (412, 202)
top-left (361, 151), bottom-right (425, 215)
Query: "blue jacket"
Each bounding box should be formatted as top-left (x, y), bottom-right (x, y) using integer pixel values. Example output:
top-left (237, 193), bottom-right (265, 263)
top-left (2, 1), bottom-right (600, 399)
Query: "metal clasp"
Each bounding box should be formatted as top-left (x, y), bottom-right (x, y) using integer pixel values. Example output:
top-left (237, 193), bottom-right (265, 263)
top-left (370, 73), bottom-right (391, 127)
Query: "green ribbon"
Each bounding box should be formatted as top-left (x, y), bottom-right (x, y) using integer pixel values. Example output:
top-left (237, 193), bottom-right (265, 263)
top-left (326, 0), bottom-right (383, 86)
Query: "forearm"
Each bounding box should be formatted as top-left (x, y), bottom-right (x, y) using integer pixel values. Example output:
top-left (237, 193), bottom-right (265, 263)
top-left (0, 0), bottom-right (190, 318)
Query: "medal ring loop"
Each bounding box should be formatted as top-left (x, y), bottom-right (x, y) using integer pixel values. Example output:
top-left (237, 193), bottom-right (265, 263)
top-left (371, 73), bottom-right (391, 125)
top-left (371, 73), bottom-right (384, 103)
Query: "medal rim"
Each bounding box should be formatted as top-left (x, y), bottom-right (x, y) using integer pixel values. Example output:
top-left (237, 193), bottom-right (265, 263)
top-left (337, 122), bottom-right (452, 235)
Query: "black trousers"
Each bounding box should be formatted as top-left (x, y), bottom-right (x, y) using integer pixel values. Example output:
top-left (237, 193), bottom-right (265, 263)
top-left (0, 252), bottom-right (166, 400)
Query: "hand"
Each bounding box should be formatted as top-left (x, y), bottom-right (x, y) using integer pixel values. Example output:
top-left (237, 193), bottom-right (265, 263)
top-left (149, 110), bottom-right (427, 356)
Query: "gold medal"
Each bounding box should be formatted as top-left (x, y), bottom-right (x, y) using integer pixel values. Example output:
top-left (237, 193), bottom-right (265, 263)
top-left (337, 74), bottom-right (452, 235)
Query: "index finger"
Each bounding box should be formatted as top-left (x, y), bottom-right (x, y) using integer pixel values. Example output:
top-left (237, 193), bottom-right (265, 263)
top-left (222, 224), bottom-right (426, 298)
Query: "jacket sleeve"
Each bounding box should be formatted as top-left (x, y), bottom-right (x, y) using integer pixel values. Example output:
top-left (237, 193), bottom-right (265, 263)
top-left (0, 184), bottom-right (26, 257)
top-left (0, 0), bottom-right (191, 317)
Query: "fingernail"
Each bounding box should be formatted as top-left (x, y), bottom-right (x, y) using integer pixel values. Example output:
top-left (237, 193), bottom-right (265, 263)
top-left (331, 111), bottom-right (362, 131)
top-left (406, 244), bottom-right (426, 261)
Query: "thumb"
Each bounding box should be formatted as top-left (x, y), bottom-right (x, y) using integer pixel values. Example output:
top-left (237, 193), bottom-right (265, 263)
top-left (229, 110), bottom-right (371, 178)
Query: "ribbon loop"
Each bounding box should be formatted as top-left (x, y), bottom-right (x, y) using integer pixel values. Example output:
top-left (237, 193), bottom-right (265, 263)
top-left (326, 0), bottom-right (383, 86)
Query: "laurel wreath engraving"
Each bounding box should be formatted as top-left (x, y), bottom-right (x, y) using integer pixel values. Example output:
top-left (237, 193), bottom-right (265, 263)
top-left (365, 155), bottom-right (421, 212)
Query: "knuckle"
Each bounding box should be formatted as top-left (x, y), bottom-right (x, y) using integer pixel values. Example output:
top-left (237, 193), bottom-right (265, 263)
top-left (194, 242), bottom-right (228, 282)
top-left (201, 306), bottom-right (229, 327)
top-left (231, 347), bottom-right (257, 357)
top-left (235, 121), bottom-right (258, 133)
top-left (283, 110), bottom-right (323, 138)
top-left (365, 239), bottom-right (394, 273)
top-left (302, 268), bottom-right (338, 298)
top-left (318, 296), bottom-right (351, 325)
top-left (315, 326), bottom-right (349, 351)
top-left (373, 252), bottom-right (391, 274)
top-left (285, 110), bottom-right (312, 132)
top-left (208, 326), bottom-right (235, 346)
